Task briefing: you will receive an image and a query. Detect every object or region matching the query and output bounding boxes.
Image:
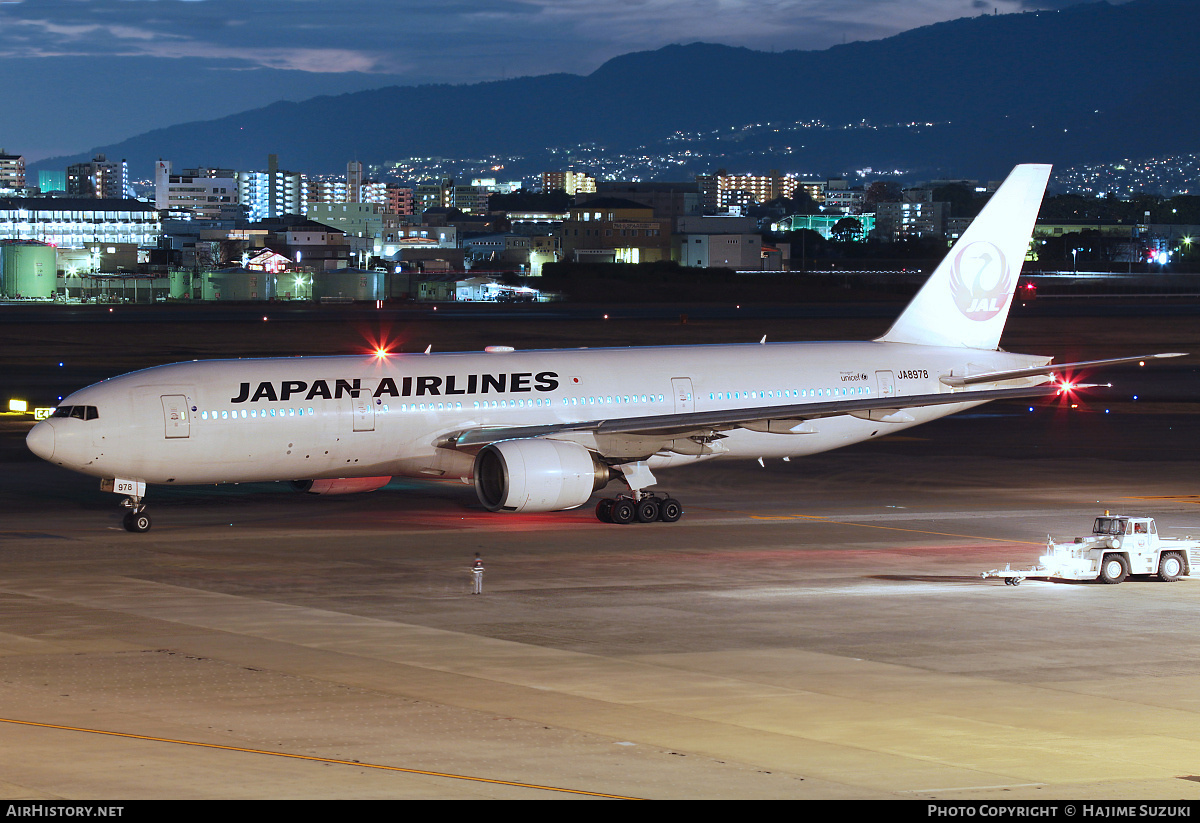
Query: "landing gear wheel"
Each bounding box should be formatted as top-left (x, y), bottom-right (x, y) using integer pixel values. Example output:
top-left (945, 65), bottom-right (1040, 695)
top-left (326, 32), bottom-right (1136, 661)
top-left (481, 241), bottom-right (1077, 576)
top-left (1099, 554), bottom-right (1128, 585)
top-left (595, 498), bottom-right (614, 523)
top-left (658, 498), bottom-right (683, 523)
top-left (635, 498), bottom-right (660, 523)
top-left (123, 510), bottom-right (151, 533)
top-left (1159, 551), bottom-right (1185, 582)
top-left (609, 498), bottom-right (636, 525)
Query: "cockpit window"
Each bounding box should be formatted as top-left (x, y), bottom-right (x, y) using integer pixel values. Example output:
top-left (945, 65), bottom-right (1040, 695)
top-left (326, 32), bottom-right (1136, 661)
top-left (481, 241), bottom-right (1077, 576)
top-left (50, 405), bottom-right (99, 420)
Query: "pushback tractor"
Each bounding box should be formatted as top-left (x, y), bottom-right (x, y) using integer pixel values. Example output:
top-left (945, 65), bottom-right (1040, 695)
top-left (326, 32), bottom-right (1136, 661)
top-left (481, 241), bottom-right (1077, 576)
top-left (983, 515), bottom-right (1200, 585)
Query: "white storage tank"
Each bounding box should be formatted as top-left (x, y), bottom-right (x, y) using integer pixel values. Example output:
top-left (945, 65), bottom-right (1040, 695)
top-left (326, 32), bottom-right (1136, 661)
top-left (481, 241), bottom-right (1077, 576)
top-left (0, 241), bottom-right (56, 299)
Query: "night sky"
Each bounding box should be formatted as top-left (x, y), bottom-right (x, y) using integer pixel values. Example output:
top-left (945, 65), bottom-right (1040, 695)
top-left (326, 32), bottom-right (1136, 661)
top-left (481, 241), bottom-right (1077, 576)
top-left (0, 0), bottom-right (1128, 162)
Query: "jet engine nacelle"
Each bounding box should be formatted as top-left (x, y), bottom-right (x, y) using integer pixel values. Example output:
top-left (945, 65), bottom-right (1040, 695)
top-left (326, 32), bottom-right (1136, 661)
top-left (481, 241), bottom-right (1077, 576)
top-left (474, 439), bottom-right (612, 512)
top-left (291, 476), bottom-right (392, 495)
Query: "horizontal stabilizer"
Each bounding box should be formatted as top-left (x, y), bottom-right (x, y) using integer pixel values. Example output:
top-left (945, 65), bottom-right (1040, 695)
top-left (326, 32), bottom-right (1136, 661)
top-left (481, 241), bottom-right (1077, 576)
top-left (939, 352), bottom-right (1187, 387)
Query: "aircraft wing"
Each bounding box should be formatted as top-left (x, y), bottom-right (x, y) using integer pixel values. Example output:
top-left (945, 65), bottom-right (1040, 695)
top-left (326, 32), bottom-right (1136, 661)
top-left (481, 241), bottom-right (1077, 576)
top-left (443, 382), bottom-right (1066, 450)
top-left (939, 352), bottom-right (1187, 387)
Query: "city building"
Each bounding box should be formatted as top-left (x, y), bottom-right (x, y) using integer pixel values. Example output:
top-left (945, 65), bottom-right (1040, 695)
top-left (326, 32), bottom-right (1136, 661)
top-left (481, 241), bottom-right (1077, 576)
top-left (38, 170), bottom-right (66, 194)
top-left (306, 178), bottom-right (351, 205)
top-left (677, 233), bottom-right (763, 269)
top-left (771, 213), bottom-right (876, 240)
top-left (559, 197), bottom-right (672, 264)
top-left (582, 182), bottom-right (703, 221)
top-left (0, 150), bottom-right (25, 192)
top-left (238, 154), bottom-right (306, 221)
top-left (415, 180), bottom-right (452, 214)
top-left (542, 171), bottom-right (596, 196)
top-left (527, 235), bottom-right (561, 276)
top-left (385, 184), bottom-right (414, 216)
top-left (154, 161), bottom-right (239, 219)
top-left (822, 186), bottom-right (866, 215)
top-left (451, 182), bottom-right (491, 215)
top-left (462, 233), bottom-right (531, 269)
top-left (67, 154), bottom-right (129, 199)
top-left (697, 170), bottom-right (803, 212)
top-left (306, 202), bottom-right (386, 267)
top-left (872, 200), bottom-right (948, 242)
top-left (0, 197), bottom-right (161, 248)
top-left (378, 225), bottom-right (458, 259)
top-left (251, 215), bottom-right (350, 271)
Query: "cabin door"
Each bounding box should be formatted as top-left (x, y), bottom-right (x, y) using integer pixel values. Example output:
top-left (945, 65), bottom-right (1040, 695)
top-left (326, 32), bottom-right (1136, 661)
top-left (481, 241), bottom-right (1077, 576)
top-left (875, 370), bottom-right (896, 399)
top-left (671, 377), bottom-right (695, 414)
top-left (161, 394), bottom-right (191, 439)
top-left (348, 380), bottom-right (377, 432)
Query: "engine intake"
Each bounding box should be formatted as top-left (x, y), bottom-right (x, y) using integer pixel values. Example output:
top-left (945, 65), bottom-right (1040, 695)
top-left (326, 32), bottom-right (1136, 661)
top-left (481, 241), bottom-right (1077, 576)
top-left (474, 439), bottom-right (611, 512)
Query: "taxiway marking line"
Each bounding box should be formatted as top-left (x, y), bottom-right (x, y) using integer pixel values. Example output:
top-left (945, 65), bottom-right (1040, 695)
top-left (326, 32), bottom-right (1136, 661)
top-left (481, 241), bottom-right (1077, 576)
top-left (1124, 495), bottom-right (1200, 505)
top-left (743, 514), bottom-right (1043, 545)
top-left (0, 717), bottom-right (639, 799)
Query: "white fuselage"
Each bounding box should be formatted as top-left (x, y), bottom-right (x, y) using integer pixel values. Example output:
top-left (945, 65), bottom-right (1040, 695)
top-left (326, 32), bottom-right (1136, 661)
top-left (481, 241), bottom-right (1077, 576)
top-left (31, 341), bottom-right (1048, 487)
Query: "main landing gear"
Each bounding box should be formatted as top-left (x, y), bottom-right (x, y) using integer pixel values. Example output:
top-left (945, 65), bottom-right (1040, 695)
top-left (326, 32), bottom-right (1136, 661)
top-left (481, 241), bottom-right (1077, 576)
top-left (121, 496), bottom-right (151, 533)
top-left (595, 492), bottom-right (683, 525)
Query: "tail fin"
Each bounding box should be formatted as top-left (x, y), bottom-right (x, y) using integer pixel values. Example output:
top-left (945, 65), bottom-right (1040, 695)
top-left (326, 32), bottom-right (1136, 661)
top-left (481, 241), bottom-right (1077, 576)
top-left (876, 163), bottom-right (1052, 350)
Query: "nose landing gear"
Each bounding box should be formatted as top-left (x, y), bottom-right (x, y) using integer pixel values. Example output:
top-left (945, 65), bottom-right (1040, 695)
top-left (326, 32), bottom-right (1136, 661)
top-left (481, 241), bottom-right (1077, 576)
top-left (101, 479), bottom-right (151, 533)
top-left (120, 496), bottom-right (151, 533)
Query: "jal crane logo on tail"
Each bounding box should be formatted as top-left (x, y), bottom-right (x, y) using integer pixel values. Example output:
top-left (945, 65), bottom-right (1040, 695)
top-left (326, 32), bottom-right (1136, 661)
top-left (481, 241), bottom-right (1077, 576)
top-left (949, 241), bottom-right (1010, 321)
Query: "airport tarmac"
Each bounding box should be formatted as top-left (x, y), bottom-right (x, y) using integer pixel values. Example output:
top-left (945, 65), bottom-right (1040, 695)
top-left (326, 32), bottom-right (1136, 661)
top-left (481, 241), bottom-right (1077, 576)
top-left (2, 306), bottom-right (1200, 799)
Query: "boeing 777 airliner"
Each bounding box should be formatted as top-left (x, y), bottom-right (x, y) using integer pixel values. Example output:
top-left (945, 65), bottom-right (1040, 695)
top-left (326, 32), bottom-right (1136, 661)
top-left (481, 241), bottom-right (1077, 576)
top-left (25, 164), bottom-right (1184, 531)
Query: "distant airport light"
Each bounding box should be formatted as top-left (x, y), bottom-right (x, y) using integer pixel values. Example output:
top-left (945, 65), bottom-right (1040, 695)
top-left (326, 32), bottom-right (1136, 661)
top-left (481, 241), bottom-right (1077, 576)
top-left (8, 399), bottom-right (27, 413)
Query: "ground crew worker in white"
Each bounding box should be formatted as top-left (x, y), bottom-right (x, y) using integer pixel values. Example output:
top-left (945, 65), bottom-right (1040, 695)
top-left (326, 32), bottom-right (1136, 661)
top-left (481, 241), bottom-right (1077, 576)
top-left (471, 553), bottom-right (484, 594)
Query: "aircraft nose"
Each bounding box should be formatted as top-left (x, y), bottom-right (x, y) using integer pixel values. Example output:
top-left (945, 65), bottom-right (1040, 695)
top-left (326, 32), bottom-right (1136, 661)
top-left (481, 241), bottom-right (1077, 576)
top-left (26, 421), bottom-right (55, 461)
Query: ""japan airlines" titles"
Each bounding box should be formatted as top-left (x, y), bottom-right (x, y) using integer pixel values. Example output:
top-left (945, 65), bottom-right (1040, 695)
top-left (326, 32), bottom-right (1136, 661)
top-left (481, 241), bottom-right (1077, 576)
top-left (230, 372), bottom-right (561, 403)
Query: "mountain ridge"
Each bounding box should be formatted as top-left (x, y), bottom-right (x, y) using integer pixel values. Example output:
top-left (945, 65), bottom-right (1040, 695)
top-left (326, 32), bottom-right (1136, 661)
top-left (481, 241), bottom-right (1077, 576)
top-left (30, 0), bottom-right (1200, 180)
